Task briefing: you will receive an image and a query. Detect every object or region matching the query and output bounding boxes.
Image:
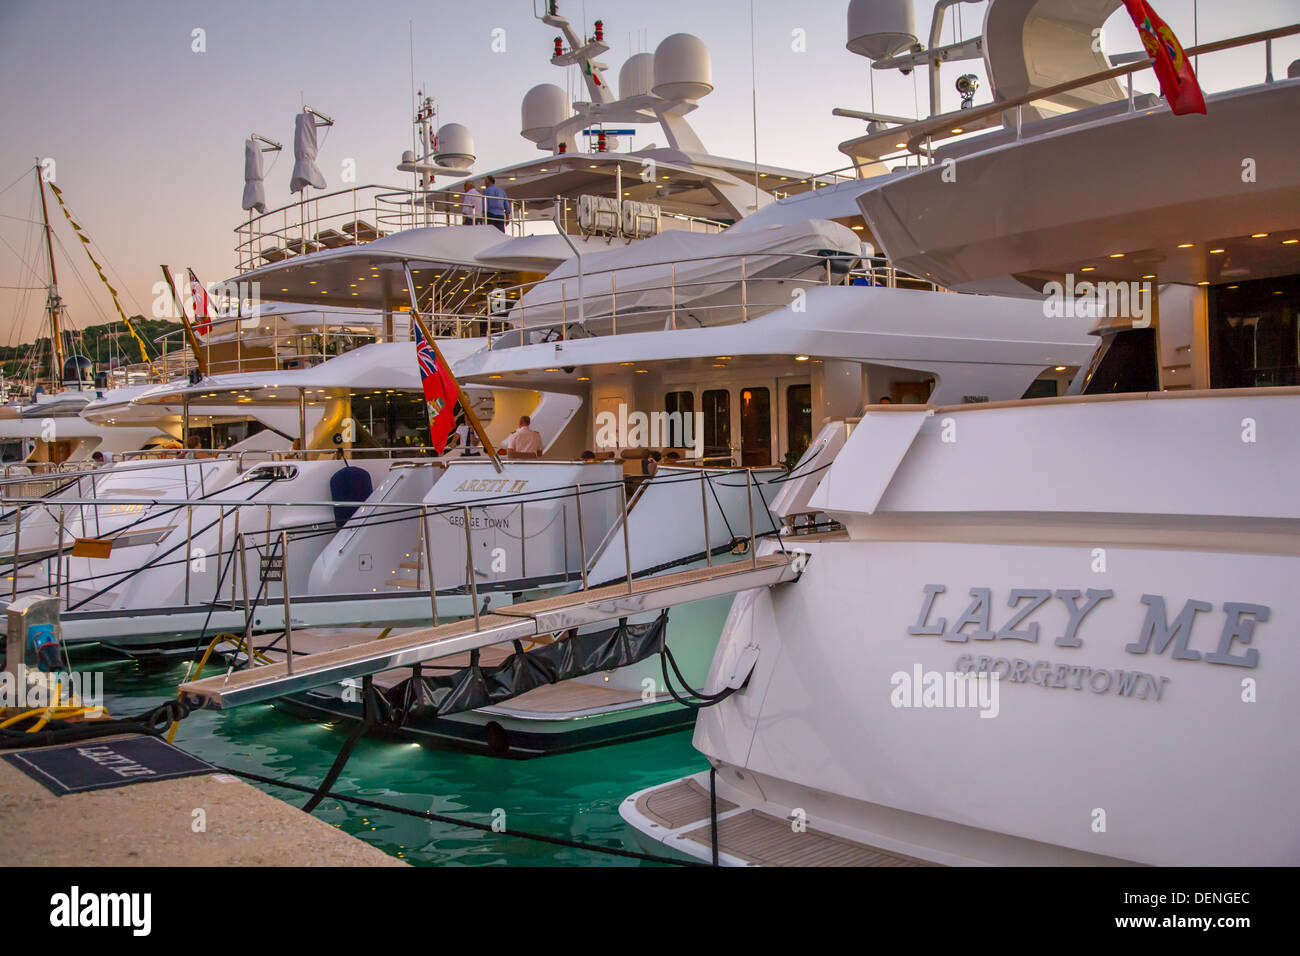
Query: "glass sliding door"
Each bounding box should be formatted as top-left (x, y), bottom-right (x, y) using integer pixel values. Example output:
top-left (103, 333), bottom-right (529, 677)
top-left (739, 386), bottom-right (771, 467)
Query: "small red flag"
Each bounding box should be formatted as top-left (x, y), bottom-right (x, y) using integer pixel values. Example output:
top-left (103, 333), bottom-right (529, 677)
top-left (187, 268), bottom-right (214, 335)
top-left (413, 323), bottom-right (459, 454)
top-left (1122, 0), bottom-right (1206, 115)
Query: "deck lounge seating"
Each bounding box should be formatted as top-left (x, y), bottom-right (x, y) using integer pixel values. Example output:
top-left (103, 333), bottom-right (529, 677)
top-left (284, 237), bottom-right (324, 255)
top-left (341, 220), bottom-right (385, 242)
top-left (314, 228), bottom-right (355, 249)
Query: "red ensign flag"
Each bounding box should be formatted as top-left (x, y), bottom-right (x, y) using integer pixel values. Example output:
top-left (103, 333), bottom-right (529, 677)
top-left (413, 323), bottom-right (460, 454)
top-left (187, 268), bottom-right (214, 335)
top-left (1122, 0), bottom-right (1206, 115)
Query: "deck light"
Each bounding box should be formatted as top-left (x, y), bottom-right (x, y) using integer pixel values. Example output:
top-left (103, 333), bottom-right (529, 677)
top-left (1080, 266), bottom-right (1096, 272)
top-left (794, 355), bottom-right (809, 362)
top-left (1210, 249), bottom-right (1225, 254)
top-left (1054, 365), bottom-right (1067, 371)
top-left (1251, 233), bottom-right (1269, 238)
top-left (1283, 239), bottom-right (1298, 245)
top-left (1108, 253), bottom-right (1125, 258)
top-left (1177, 243), bottom-right (1194, 248)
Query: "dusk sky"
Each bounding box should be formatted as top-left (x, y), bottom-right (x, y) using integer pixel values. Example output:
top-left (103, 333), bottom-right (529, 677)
top-left (2, 0), bottom-right (1296, 352)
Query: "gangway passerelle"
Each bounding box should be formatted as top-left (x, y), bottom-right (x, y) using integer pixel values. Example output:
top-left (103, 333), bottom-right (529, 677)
top-left (180, 553), bottom-right (800, 710)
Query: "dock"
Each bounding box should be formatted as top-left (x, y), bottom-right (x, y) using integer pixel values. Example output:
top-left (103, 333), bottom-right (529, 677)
top-left (0, 735), bottom-right (404, 866)
top-left (181, 553), bottom-right (798, 710)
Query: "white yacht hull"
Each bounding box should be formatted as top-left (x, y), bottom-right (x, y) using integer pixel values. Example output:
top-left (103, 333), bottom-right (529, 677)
top-left (624, 390), bottom-right (1300, 865)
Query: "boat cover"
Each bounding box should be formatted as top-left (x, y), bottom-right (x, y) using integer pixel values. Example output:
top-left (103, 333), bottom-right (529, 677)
top-left (382, 611), bottom-right (669, 722)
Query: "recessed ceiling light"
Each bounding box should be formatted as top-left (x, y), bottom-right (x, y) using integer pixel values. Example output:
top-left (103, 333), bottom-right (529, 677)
top-left (1142, 274), bottom-right (1156, 279)
top-left (577, 376), bottom-right (590, 381)
top-left (715, 356), bottom-right (732, 360)
top-left (1251, 233), bottom-right (1269, 238)
top-left (1283, 239), bottom-right (1299, 245)
top-left (794, 355), bottom-right (810, 362)
top-left (1080, 266), bottom-right (1096, 272)
top-left (1177, 243), bottom-right (1195, 248)
top-left (893, 142), bottom-right (907, 149)
top-left (1196, 281), bottom-right (1210, 286)
top-left (851, 225), bottom-right (864, 231)
top-left (950, 128), bottom-right (963, 134)
top-left (1108, 253), bottom-right (1125, 258)
top-left (1210, 248), bottom-right (1226, 254)
top-left (1054, 365), bottom-right (1067, 372)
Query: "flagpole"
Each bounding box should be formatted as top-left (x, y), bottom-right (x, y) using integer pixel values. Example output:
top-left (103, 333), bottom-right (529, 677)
top-left (159, 265), bottom-right (208, 378)
top-left (402, 261), bottom-right (502, 473)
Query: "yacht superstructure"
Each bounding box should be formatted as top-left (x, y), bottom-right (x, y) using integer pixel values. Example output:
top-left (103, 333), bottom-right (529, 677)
top-left (621, 0), bottom-right (1300, 865)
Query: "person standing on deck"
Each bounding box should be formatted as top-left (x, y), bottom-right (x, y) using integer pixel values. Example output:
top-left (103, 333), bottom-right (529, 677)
top-left (482, 176), bottom-right (508, 232)
top-left (460, 181), bottom-right (483, 225)
top-left (502, 415), bottom-right (542, 458)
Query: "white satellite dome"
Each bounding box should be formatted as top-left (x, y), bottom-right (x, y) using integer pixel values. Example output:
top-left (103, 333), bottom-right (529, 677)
top-left (521, 84), bottom-right (571, 144)
top-left (846, 0), bottom-right (917, 60)
top-left (652, 33), bottom-right (712, 102)
top-left (433, 123), bottom-right (475, 169)
top-left (618, 52), bottom-right (656, 100)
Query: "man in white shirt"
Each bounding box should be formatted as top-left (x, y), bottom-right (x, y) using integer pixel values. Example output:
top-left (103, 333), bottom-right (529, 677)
top-left (459, 181), bottom-right (483, 225)
top-left (502, 415), bottom-right (543, 458)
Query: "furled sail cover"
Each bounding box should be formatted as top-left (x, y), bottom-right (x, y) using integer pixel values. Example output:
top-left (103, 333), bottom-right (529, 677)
top-left (509, 218), bottom-right (861, 334)
top-left (383, 612), bottom-right (669, 722)
top-left (289, 112), bottom-right (326, 193)
top-left (241, 138), bottom-right (267, 213)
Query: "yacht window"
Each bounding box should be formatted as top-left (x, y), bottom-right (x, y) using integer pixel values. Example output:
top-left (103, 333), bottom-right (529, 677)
top-left (1209, 276), bottom-right (1300, 387)
top-left (702, 389), bottom-right (730, 463)
top-left (785, 384), bottom-right (812, 464)
top-left (350, 391), bottom-right (459, 457)
top-left (664, 391), bottom-right (694, 448)
top-left (740, 387), bottom-right (771, 468)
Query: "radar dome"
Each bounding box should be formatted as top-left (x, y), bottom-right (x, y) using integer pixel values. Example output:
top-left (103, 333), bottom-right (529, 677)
top-left (433, 123), bottom-right (475, 169)
top-left (847, 0), bottom-right (917, 60)
top-left (652, 34), bottom-right (712, 102)
top-left (521, 84), bottom-right (571, 144)
top-left (618, 53), bottom-right (656, 100)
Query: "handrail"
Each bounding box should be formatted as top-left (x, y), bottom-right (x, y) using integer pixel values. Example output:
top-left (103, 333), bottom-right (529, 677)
top-left (828, 21), bottom-right (1300, 170)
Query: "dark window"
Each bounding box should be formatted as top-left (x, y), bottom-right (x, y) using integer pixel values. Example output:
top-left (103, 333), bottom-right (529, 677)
top-left (1021, 378), bottom-right (1059, 400)
top-left (702, 389), bottom-right (730, 463)
top-left (1081, 328), bottom-right (1160, 395)
top-left (1209, 276), bottom-right (1300, 388)
top-left (664, 391), bottom-right (694, 448)
top-left (740, 387), bottom-right (771, 467)
top-left (786, 384), bottom-right (812, 463)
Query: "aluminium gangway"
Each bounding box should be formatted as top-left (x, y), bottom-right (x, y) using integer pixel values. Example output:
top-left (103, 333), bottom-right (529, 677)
top-left (179, 553), bottom-right (800, 710)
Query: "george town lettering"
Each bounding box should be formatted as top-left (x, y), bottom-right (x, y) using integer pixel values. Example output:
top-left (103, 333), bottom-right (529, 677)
top-left (909, 585), bottom-right (1266, 669)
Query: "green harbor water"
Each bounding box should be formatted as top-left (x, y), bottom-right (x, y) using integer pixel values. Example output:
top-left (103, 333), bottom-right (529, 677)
top-left (96, 658), bottom-right (708, 866)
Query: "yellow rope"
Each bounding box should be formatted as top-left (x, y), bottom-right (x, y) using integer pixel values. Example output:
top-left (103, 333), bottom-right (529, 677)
top-left (166, 633), bottom-right (269, 742)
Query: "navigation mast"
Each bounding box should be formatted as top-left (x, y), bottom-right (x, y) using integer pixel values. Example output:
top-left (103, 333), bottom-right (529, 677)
top-left (35, 163), bottom-right (66, 388)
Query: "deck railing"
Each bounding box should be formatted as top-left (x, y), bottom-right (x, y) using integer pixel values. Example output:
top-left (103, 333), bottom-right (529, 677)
top-left (234, 186), bottom-right (730, 274)
top-left (823, 21), bottom-right (1300, 177)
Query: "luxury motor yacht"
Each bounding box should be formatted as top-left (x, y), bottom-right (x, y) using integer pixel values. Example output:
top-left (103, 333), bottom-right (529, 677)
top-left (621, 0), bottom-right (1300, 865)
top-left (212, 7), bottom-right (1097, 756)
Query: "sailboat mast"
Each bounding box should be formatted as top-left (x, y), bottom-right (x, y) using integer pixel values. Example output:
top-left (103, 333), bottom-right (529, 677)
top-left (36, 164), bottom-right (66, 387)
